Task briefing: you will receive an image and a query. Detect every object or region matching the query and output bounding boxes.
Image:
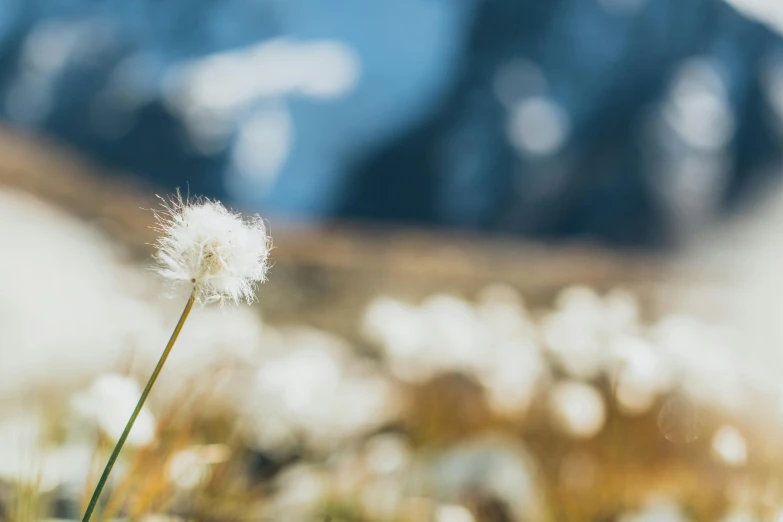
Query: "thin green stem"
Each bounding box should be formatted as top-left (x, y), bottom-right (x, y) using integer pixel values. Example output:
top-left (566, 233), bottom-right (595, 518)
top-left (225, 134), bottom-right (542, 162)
top-left (81, 290), bottom-right (196, 522)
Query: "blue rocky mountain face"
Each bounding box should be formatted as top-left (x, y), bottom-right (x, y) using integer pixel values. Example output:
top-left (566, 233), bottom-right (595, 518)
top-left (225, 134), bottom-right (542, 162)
top-left (0, 0), bottom-right (781, 246)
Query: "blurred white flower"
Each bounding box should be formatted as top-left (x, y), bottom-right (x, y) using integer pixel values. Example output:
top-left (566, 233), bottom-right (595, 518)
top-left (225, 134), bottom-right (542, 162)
top-left (153, 192), bottom-right (271, 305)
top-left (167, 447), bottom-right (210, 490)
top-left (0, 412), bottom-right (45, 485)
top-left (543, 286), bottom-right (632, 379)
top-left (474, 284), bottom-right (535, 343)
top-left (0, 189), bottom-right (152, 396)
top-left (549, 380), bottom-right (606, 438)
top-left (140, 515), bottom-right (186, 522)
top-left (167, 304), bottom-right (263, 364)
top-left (0, 414), bottom-right (92, 493)
top-left (362, 294), bottom-right (487, 383)
top-left (255, 340), bottom-right (342, 418)
top-left (247, 329), bottom-right (397, 451)
top-left (712, 425), bottom-right (747, 466)
top-left (362, 295), bottom-right (429, 381)
top-left (364, 433), bottom-right (412, 476)
top-left (611, 335), bottom-right (672, 415)
top-left (420, 294), bottom-right (484, 370)
top-left (363, 296), bottom-right (424, 362)
top-left (478, 338), bottom-right (547, 416)
top-left (42, 442), bottom-right (94, 493)
top-left (618, 497), bottom-right (691, 522)
top-left (272, 463), bottom-right (330, 517)
top-left (136, 304), bottom-right (266, 406)
top-left (430, 435), bottom-right (546, 522)
top-left (73, 373), bottom-right (156, 446)
top-left (436, 504), bottom-right (475, 522)
top-left (720, 510), bottom-right (759, 522)
top-left (653, 315), bottom-right (747, 412)
top-left (602, 289), bottom-right (641, 333)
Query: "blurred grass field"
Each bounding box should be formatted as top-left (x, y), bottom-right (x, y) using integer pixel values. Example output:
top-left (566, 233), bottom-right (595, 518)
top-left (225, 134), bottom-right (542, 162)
top-left (0, 130), bottom-right (782, 522)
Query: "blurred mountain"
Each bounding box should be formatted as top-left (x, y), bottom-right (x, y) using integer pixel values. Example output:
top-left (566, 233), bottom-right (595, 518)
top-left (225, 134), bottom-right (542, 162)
top-left (0, 0), bottom-right (781, 246)
top-left (343, 0), bottom-right (783, 247)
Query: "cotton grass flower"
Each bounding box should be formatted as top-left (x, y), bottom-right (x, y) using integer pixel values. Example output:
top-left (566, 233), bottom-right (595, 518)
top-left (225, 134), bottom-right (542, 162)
top-left (81, 192), bottom-right (271, 522)
top-left (153, 192), bottom-right (271, 305)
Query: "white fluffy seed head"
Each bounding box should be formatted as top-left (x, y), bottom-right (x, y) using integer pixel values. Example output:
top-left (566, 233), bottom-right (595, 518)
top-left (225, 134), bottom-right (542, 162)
top-left (152, 192), bottom-right (272, 305)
